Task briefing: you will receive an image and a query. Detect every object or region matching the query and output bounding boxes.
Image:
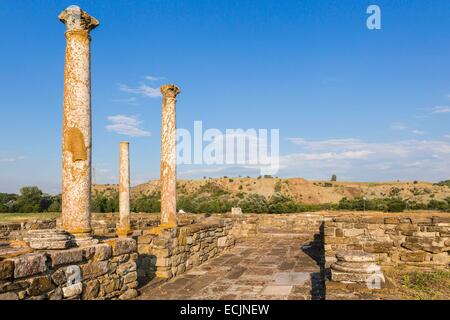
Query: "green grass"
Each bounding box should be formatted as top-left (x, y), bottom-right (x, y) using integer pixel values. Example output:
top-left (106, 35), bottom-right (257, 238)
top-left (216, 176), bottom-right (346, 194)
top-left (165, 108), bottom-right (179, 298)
top-left (401, 270), bottom-right (450, 300)
top-left (0, 212), bottom-right (61, 221)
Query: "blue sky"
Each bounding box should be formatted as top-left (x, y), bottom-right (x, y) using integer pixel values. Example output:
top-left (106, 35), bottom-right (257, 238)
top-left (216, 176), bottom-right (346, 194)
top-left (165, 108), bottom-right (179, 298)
top-left (1, 0), bottom-right (450, 193)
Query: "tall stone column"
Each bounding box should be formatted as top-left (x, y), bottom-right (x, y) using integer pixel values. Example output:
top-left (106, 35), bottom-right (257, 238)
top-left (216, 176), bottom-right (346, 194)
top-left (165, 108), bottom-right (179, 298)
top-left (160, 84), bottom-right (181, 227)
top-left (59, 6), bottom-right (99, 245)
top-left (117, 142), bottom-right (132, 237)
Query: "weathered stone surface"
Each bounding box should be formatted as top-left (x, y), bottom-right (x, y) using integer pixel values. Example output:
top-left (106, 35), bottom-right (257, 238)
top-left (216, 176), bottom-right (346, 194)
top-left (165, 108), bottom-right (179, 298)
top-left (82, 279), bottom-right (100, 300)
top-left (336, 252), bottom-right (376, 263)
top-left (27, 275), bottom-right (55, 296)
top-left (24, 229), bottom-right (73, 250)
top-left (217, 236), bottom-right (228, 247)
top-left (0, 260), bottom-right (14, 280)
top-left (81, 261), bottom-right (109, 280)
top-left (331, 270), bottom-right (384, 284)
top-left (117, 261), bottom-right (136, 276)
top-left (51, 269), bottom-right (67, 286)
top-left (119, 288), bottom-right (138, 300)
top-left (83, 243), bottom-right (112, 261)
top-left (48, 287), bottom-right (63, 300)
top-left (47, 248), bottom-right (84, 268)
top-left (400, 251), bottom-right (428, 262)
top-left (62, 282), bottom-right (83, 298)
top-left (104, 238), bottom-right (136, 256)
top-left (123, 271), bottom-right (138, 284)
top-left (11, 253), bottom-right (47, 279)
top-left (0, 292), bottom-right (19, 300)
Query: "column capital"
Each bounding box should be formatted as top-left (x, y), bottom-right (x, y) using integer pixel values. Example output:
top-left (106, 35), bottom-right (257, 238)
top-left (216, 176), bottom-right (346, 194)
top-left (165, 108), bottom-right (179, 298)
top-left (59, 5), bottom-right (99, 32)
top-left (160, 84), bottom-right (181, 98)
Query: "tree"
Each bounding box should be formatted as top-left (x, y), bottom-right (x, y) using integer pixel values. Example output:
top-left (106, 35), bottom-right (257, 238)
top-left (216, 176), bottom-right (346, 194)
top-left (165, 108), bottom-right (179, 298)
top-left (16, 186), bottom-right (43, 213)
top-left (331, 174), bottom-right (337, 182)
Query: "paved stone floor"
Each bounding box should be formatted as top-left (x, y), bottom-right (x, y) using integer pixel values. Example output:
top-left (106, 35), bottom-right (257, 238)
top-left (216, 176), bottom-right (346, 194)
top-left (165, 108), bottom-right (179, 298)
top-left (138, 233), bottom-right (325, 300)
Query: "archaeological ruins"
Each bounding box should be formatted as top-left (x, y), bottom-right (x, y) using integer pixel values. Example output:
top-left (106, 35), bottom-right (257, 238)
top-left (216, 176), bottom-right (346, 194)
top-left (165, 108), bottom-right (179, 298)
top-left (0, 5), bottom-right (448, 301)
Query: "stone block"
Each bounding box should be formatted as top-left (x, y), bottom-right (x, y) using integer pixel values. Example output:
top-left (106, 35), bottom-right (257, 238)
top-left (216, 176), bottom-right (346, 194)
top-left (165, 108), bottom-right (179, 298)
top-left (103, 238), bottom-right (136, 256)
top-left (118, 288), bottom-right (138, 300)
top-left (217, 236), bottom-right (228, 247)
top-left (400, 251), bottom-right (427, 262)
top-left (323, 228), bottom-right (335, 237)
top-left (123, 271), bottom-right (138, 284)
top-left (11, 253), bottom-right (47, 279)
top-left (27, 275), bottom-right (55, 296)
top-left (0, 280), bottom-right (29, 293)
top-left (342, 229), bottom-right (365, 237)
top-left (117, 261), bottom-right (136, 276)
top-left (0, 292), bottom-right (19, 300)
top-left (82, 280), bottom-right (100, 300)
top-left (62, 282), bottom-right (82, 299)
top-left (363, 242), bottom-right (393, 254)
top-left (47, 248), bottom-right (84, 268)
top-left (83, 243), bottom-right (112, 262)
top-left (0, 260), bottom-right (14, 280)
top-left (384, 217), bottom-right (399, 224)
top-left (81, 261), bottom-right (109, 280)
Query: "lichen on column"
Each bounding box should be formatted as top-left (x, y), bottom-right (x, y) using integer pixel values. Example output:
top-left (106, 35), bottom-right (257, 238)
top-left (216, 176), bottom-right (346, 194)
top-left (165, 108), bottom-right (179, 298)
top-left (117, 142), bottom-right (132, 237)
top-left (160, 84), bottom-right (181, 227)
top-left (59, 6), bottom-right (99, 244)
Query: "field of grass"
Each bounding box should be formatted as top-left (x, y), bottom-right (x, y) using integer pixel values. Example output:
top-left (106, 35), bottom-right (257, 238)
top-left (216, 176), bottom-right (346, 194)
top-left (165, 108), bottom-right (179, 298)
top-left (0, 212), bottom-right (61, 221)
top-left (385, 268), bottom-right (450, 300)
top-left (400, 270), bottom-right (450, 300)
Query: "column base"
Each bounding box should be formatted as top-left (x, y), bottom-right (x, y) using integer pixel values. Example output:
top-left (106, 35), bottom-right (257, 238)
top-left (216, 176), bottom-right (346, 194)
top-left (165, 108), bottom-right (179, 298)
top-left (71, 233), bottom-right (99, 247)
top-left (24, 229), bottom-right (74, 250)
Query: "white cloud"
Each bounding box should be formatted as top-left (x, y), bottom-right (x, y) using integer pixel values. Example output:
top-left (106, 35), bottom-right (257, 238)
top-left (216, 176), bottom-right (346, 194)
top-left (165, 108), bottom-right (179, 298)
top-left (390, 122), bottom-right (407, 131)
top-left (432, 106), bottom-right (450, 114)
top-left (111, 97), bottom-right (138, 105)
top-left (444, 134), bottom-right (450, 139)
top-left (118, 83), bottom-right (161, 98)
top-left (283, 137), bottom-right (450, 181)
top-left (106, 115), bottom-right (151, 137)
top-left (412, 130), bottom-right (425, 135)
top-left (0, 156), bottom-right (25, 163)
top-left (144, 75), bottom-right (165, 81)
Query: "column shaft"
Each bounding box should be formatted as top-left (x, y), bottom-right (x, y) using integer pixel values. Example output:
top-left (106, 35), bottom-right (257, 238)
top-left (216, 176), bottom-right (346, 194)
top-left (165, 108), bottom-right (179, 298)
top-left (59, 6), bottom-right (99, 241)
top-left (118, 142), bottom-right (131, 236)
top-left (160, 85), bottom-right (181, 226)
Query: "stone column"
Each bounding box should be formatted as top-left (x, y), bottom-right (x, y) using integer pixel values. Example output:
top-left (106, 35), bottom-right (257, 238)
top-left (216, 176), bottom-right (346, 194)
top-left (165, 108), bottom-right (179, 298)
top-left (59, 6), bottom-right (99, 245)
top-left (160, 84), bottom-right (181, 227)
top-left (117, 142), bottom-right (132, 237)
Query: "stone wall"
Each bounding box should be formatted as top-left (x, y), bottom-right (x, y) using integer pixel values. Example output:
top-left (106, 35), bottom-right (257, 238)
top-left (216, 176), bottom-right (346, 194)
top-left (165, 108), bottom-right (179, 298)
top-left (0, 220), bottom-right (56, 241)
top-left (324, 214), bottom-right (450, 269)
top-left (228, 213), bottom-right (328, 242)
top-left (136, 218), bottom-right (235, 281)
top-left (0, 238), bottom-right (138, 300)
top-left (0, 213), bottom-right (202, 240)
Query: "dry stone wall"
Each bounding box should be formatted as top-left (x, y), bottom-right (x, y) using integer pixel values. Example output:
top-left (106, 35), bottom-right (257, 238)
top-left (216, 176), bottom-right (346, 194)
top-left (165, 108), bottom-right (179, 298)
top-left (136, 218), bottom-right (235, 281)
top-left (324, 215), bottom-right (450, 269)
top-left (0, 238), bottom-right (138, 300)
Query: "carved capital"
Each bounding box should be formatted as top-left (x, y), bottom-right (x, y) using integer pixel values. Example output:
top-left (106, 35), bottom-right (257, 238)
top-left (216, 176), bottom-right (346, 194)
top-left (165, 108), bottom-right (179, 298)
top-left (160, 84), bottom-right (181, 98)
top-left (59, 5), bottom-right (99, 32)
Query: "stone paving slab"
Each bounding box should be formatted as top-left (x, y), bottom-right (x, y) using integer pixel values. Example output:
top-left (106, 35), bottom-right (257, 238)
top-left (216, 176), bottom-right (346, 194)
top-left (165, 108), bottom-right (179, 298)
top-left (137, 233), bottom-right (325, 300)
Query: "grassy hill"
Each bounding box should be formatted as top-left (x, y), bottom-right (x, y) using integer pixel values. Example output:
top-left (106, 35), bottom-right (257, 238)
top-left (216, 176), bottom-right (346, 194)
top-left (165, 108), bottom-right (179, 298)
top-left (94, 177), bottom-right (450, 204)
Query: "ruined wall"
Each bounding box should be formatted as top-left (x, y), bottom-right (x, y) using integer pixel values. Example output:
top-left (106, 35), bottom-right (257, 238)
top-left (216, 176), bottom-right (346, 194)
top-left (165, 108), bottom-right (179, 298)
top-left (0, 238), bottom-right (138, 300)
top-left (0, 214), bottom-right (202, 240)
top-left (324, 215), bottom-right (450, 269)
top-left (0, 220), bottom-right (56, 241)
top-left (228, 213), bottom-right (328, 240)
top-left (136, 218), bottom-right (235, 281)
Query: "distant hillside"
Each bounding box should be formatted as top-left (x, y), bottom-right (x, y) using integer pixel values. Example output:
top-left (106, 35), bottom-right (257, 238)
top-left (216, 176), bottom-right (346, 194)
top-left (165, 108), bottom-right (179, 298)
top-left (93, 177), bottom-right (450, 205)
